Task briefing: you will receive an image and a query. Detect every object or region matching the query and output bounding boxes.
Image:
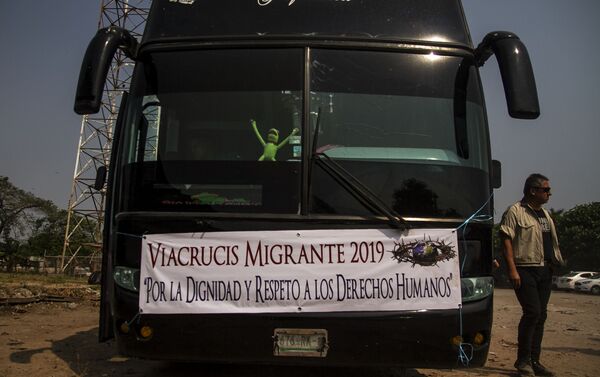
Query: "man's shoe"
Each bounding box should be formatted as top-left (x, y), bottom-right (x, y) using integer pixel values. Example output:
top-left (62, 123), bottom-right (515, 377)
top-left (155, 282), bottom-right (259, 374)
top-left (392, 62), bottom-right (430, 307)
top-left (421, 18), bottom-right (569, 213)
top-left (514, 360), bottom-right (535, 376)
top-left (531, 361), bottom-right (556, 377)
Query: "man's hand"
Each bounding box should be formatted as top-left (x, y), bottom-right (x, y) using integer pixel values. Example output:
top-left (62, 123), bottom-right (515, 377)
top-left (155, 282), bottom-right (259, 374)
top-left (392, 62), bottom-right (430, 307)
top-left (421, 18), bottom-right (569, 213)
top-left (502, 237), bottom-right (521, 289)
top-left (508, 268), bottom-right (521, 290)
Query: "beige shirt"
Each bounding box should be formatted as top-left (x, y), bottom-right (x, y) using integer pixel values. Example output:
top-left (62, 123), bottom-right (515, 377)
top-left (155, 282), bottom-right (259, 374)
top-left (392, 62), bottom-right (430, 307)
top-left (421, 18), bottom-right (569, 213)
top-left (499, 201), bottom-right (564, 267)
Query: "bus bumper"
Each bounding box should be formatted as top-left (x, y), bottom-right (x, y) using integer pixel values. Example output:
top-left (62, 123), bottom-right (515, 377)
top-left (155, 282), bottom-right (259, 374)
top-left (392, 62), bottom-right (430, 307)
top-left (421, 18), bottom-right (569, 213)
top-left (111, 288), bottom-right (492, 368)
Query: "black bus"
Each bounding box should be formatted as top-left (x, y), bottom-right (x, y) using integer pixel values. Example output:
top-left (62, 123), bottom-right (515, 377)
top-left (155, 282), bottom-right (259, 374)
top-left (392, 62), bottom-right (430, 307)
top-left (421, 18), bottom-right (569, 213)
top-left (75, 0), bottom-right (539, 369)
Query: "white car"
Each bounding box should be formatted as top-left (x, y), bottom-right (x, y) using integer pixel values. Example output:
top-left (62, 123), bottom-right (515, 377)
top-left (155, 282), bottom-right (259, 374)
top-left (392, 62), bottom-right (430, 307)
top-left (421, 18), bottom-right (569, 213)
top-left (574, 274), bottom-right (600, 295)
top-left (556, 271), bottom-right (598, 290)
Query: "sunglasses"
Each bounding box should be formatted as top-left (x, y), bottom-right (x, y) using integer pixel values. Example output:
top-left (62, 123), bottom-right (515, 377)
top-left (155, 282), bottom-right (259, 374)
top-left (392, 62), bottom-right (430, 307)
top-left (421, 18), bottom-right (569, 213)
top-left (533, 187), bottom-right (551, 193)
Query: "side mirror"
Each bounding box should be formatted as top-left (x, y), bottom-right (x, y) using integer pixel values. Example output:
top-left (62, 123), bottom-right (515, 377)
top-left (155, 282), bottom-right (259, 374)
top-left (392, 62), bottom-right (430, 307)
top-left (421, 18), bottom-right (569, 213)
top-left (475, 31), bottom-right (540, 119)
top-left (74, 27), bottom-right (137, 115)
top-left (491, 160), bottom-right (502, 189)
top-left (94, 165), bottom-right (107, 191)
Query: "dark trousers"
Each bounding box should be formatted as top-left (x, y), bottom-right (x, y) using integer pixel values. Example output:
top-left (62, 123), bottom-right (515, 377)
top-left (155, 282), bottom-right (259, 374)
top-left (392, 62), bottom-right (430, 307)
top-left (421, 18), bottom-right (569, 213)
top-left (514, 266), bottom-right (553, 363)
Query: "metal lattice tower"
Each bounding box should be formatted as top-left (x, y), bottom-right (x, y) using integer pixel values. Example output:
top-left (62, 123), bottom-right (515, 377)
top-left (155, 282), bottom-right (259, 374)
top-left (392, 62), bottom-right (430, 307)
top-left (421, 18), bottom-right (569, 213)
top-left (61, 0), bottom-right (151, 272)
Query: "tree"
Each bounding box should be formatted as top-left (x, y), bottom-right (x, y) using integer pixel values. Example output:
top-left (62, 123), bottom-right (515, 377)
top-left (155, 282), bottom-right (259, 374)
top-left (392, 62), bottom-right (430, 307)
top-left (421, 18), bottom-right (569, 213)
top-left (555, 202), bottom-right (600, 271)
top-left (25, 208), bottom-right (98, 258)
top-left (0, 177), bottom-right (53, 237)
top-left (0, 177), bottom-right (97, 271)
top-left (0, 176), bottom-right (55, 270)
top-left (393, 178), bottom-right (441, 217)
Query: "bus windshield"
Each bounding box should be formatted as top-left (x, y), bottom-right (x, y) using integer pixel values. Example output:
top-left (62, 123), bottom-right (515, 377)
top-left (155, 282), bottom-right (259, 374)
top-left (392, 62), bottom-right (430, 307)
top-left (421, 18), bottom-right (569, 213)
top-left (308, 49), bottom-right (490, 218)
top-left (118, 48), bottom-right (490, 218)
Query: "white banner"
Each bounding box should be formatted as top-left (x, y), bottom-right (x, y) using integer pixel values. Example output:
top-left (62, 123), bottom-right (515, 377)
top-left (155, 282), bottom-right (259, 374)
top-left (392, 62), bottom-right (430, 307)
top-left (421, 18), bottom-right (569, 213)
top-left (139, 228), bottom-right (461, 314)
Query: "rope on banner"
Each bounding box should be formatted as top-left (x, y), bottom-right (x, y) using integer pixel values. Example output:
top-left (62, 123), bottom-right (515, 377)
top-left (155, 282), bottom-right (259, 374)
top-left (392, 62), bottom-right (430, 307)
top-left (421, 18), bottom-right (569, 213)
top-left (456, 192), bottom-right (494, 273)
top-left (457, 304), bottom-right (474, 366)
top-left (119, 311), bottom-right (142, 335)
top-left (126, 311), bottom-right (141, 326)
top-left (116, 231), bottom-right (147, 239)
top-left (454, 192), bottom-right (494, 366)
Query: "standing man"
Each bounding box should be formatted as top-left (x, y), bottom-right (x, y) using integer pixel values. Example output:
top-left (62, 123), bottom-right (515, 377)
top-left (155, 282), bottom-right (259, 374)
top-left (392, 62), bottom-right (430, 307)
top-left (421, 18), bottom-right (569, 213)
top-left (499, 174), bottom-right (564, 376)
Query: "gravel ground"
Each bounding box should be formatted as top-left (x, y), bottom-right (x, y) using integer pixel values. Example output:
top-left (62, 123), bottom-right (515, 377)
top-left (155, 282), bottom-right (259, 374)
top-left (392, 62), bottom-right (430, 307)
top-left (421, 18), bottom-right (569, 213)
top-left (1, 283), bottom-right (598, 377)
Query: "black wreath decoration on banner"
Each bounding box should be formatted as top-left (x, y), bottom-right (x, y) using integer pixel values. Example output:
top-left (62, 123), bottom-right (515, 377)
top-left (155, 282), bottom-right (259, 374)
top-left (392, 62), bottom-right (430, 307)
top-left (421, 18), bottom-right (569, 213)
top-left (390, 237), bottom-right (457, 267)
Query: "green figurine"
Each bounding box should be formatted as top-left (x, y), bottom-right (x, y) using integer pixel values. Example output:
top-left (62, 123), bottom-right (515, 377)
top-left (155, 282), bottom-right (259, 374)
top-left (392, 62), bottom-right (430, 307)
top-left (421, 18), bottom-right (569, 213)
top-left (250, 119), bottom-right (299, 161)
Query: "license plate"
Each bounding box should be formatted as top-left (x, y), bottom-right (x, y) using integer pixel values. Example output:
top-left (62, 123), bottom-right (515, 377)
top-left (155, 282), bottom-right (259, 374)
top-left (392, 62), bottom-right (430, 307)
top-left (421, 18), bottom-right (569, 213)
top-left (273, 328), bottom-right (328, 357)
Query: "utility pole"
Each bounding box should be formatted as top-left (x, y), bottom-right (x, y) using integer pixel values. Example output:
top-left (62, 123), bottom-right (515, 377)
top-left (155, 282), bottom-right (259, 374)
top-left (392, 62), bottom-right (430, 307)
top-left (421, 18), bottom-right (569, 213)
top-left (61, 0), bottom-right (151, 272)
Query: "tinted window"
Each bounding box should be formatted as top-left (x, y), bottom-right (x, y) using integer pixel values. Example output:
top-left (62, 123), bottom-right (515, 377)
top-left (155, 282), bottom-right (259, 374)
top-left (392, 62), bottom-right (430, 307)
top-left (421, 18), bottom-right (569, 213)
top-left (120, 49), bottom-right (304, 213)
top-left (309, 50), bottom-right (490, 218)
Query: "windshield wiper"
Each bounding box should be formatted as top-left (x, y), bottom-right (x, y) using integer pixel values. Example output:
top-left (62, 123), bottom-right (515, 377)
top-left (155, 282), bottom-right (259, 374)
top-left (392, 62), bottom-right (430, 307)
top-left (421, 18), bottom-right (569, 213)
top-left (313, 153), bottom-right (409, 230)
top-left (309, 108), bottom-right (409, 230)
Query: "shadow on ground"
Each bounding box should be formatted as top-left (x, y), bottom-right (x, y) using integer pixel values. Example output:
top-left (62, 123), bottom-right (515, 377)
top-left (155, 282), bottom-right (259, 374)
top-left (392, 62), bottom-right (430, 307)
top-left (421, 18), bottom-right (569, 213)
top-left (9, 327), bottom-right (434, 377)
top-left (546, 346), bottom-right (600, 357)
top-left (9, 327), bottom-right (530, 377)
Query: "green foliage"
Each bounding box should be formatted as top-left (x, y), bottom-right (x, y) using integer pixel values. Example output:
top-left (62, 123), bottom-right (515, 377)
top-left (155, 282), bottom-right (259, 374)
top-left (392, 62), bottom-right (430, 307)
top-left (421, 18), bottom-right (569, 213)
top-left (1, 177), bottom-right (53, 270)
top-left (0, 176), bottom-right (54, 238)
top-left (555, 202), bottom-right (600, 270)
top-left (0, 176), bottom-right (97, 271)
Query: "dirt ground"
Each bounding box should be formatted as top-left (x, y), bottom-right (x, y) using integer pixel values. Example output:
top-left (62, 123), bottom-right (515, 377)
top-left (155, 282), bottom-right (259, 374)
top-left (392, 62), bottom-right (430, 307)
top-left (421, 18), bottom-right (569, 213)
top-left (1, 282), bottom-right (599, 377)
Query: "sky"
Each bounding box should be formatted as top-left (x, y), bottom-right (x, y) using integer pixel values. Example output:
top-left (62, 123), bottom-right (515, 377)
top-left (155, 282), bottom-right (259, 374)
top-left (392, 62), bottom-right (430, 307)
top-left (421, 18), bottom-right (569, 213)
top-left (0, 1), bottom-right (598, 222)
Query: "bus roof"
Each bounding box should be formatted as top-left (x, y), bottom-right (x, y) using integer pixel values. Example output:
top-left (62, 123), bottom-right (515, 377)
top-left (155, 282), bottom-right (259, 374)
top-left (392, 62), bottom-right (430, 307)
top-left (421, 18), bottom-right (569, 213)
top-left (143, 0), bottom-right (472, 48)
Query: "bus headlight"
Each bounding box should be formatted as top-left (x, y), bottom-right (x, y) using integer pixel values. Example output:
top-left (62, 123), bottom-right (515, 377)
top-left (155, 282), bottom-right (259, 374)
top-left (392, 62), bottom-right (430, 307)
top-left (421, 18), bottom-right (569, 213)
top-left (114, 266), bottom-right (140, 292)
top-left (461, 277), bottom-right (493, 303)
